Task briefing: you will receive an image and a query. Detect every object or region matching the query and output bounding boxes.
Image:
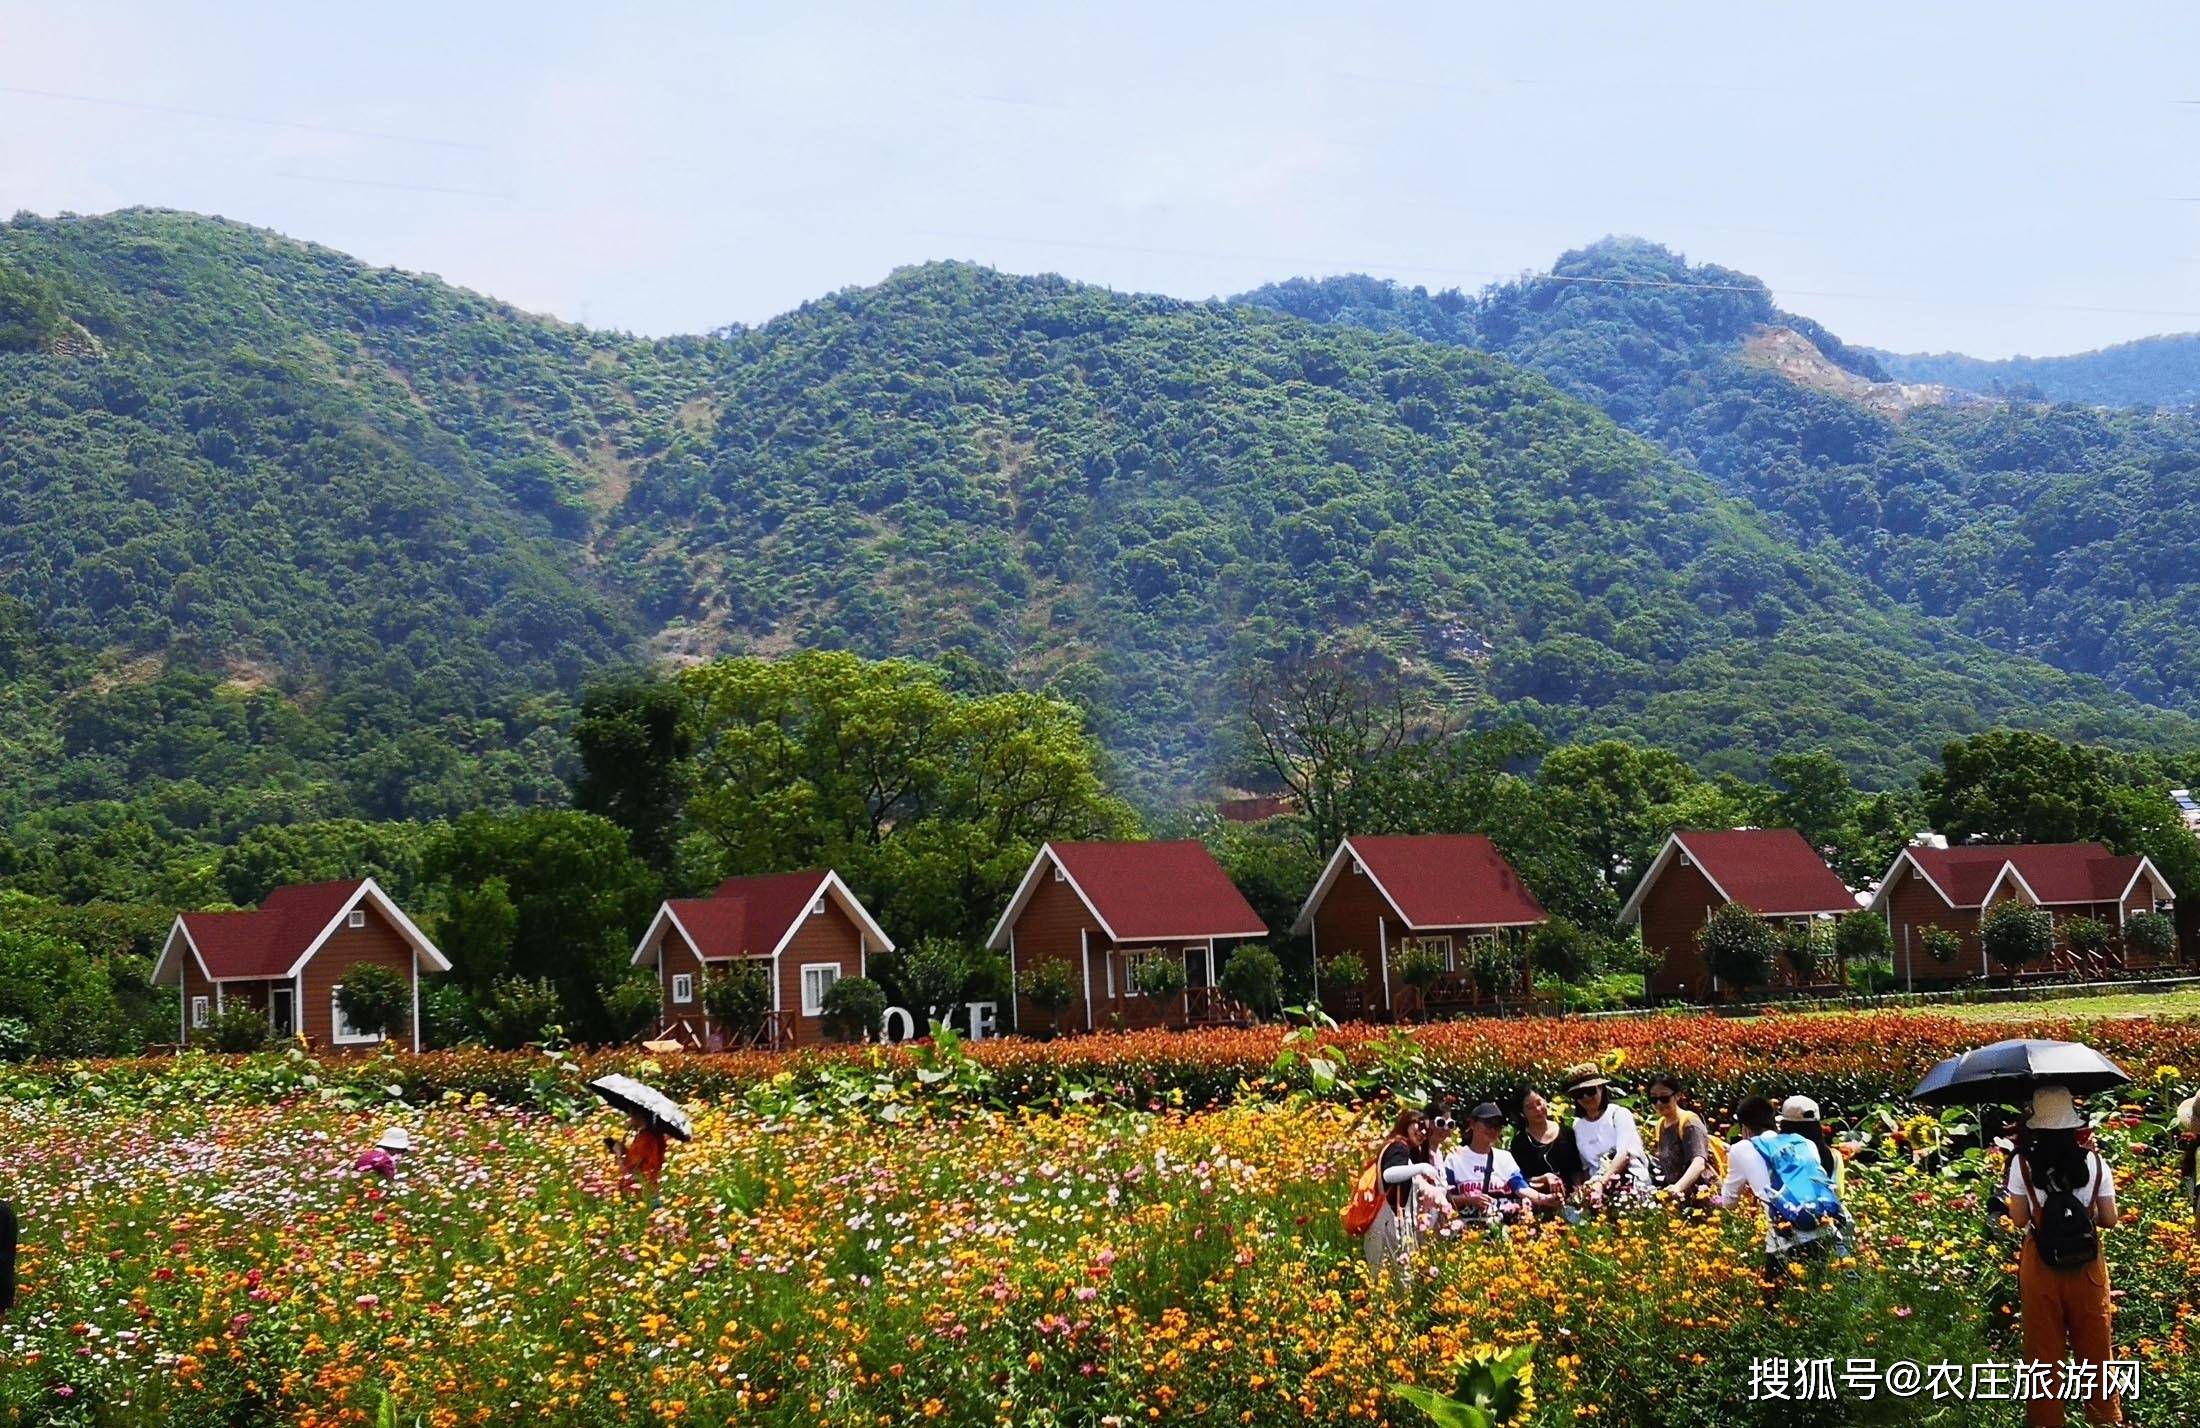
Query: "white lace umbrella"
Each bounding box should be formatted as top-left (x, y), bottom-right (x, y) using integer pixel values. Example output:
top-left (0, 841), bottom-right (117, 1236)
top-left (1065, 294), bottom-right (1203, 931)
top-left (587, 1074), bottom-right (693, 1141)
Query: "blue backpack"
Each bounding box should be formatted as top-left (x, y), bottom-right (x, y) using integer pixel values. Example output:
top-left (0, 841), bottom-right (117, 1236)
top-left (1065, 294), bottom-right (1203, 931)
top-left (1751, 1132), bottom-right (1844, 1232)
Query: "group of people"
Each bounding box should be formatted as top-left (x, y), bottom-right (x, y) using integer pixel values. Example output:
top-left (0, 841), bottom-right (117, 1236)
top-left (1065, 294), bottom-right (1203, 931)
top-left (1359, 1062), bottom-right (1851, 1286)
top-left (1357, 1066), bottom-right (2169, 1428)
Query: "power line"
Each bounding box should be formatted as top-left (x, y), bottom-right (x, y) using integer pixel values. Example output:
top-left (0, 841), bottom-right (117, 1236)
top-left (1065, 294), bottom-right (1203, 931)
top-left (0, 83), bottom-right (487, 151)
top-left (274, 171), bottom-right (510, 201)
top-left (910, 228), bottom-right (2200, 325)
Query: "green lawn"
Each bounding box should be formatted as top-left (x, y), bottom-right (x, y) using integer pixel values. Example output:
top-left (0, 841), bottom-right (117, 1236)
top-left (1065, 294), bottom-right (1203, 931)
top-left (1919, 987), bottom-right (2200, 1022)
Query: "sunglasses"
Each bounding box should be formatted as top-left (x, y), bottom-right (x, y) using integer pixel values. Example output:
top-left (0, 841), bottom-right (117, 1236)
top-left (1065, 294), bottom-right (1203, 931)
top-left (1569, 1088), bottom-right (1601, 1101)
top-left (1649, 1093), bottom-right (1674, 1105)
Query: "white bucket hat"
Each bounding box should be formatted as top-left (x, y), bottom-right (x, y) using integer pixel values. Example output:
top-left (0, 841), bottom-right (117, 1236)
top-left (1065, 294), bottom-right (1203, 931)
top-left (377, 1126), bottom-right (413, 1153)
top-left (2026, 1085), bottom-right (2085, 1132)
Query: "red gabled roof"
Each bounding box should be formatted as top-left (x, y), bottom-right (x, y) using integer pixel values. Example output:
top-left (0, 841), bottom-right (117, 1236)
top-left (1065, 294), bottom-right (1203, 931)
top-left (1048, 840), bottom-right (1268, 941)
top-left (1345, 834), bottom-right (1547, 929)
top-left (666, 870), bottom-right (831, 960)
top-left (1672, 830), bottom-right (1855, 916)
top-left (180, 879), bottom-right (365, 979)
top-left (1906, 842), bottom-right (2140, 907)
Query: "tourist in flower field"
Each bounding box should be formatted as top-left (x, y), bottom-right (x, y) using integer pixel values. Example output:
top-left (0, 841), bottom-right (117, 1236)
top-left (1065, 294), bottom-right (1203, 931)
top-left (1510, 1086), bottom-right (1583, 1199)
top-left (353, 1125), bottom-right (411, 1179)
top-left (2006, 1084), bottom-right (2122, 1427)
top-left (0, 1199), bottom-right (14, 1319)
top-left (2177, 1093), bottom-right (2197, 1221)
top-left (1417, 1107), bottom-right (1460, 1221)
top-left (1444, 1102), bottom-right (1554, 1223)
top-left (1560, 1063), bottom-right (1648, 1207)
top-left (1720, 1095), bottom-right (1842, 1277)
top-left (1365, 1106), bottom-right (1439, 1287)
top-left (606, 1106), bottom-right (669, 1186)
top-left (1646, 1075), bottom-right (1712, 1204)
top-left (1778, 1095), bottom-right (1846, 1193)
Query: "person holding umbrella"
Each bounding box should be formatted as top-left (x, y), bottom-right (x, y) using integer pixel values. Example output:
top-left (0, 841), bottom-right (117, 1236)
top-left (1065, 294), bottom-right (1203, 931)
top-left (1912, 1041), bottom-right (2130, 1428)
top-left (589, 1074), bottom-right (693, 1191)
top-left (2005, 1085), bottom-right (2120, 1426)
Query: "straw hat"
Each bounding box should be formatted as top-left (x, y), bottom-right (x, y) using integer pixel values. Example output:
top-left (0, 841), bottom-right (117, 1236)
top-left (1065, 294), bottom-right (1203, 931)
top-left (2026, 1085), bottom-right (2085, 1132)
top-left (377, 1127), bottom-right (413, 1153)
top-left (1559, 1062), bottom-right (1611, 1093)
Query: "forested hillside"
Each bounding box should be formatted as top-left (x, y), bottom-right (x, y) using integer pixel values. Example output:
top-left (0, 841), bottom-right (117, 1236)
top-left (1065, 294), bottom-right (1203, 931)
top-left (0, 210), bottom-right (729, 888)
top-left (1880, 335), bottom-right (2200, 409)
top-left (1241, 240), bottom-right (2200, 713)
top-left (626, 258), bottom-right (2200, 789)
top-left (2, 209), bottom-right (2198, 888)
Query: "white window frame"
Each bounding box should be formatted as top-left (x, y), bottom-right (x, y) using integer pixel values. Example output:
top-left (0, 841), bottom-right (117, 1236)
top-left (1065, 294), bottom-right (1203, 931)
top-left (330, 985), bottom-right (380, 1046)
top-left (1118, 947), bottom-right (1165, 990)
top-left (347, 910), bottom-right (367, 929)
top-left (190, 995), bottom-right (210, 1029)
top-left (800, 962), bottom-right (842, 1017)
top-left (671, 973), bottom-right (694, 1004)
top-left (810, 896), bottom-right (826, 917)
top-left (1052, 864), bottom-right (1067, 882)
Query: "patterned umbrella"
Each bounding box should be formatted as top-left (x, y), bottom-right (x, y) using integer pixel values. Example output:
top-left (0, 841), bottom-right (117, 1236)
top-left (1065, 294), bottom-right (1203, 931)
top-left (587, 1074), bottom-right (693, 1141)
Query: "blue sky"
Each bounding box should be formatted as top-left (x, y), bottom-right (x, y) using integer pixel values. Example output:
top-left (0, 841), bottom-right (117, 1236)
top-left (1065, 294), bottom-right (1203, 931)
top-left (4, 2), bottom-right (2197, 356)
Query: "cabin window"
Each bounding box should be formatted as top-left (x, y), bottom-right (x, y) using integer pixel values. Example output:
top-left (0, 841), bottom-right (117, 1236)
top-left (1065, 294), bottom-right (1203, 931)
top-left (801, 963), bottom-right (841, 1016)
top-left (1118, 948), bottom-right (1167, 990)
top-left (1052, 864), bottom-right (1067, 882)
top-left (347, 910), bottom-right (366, 929)
top-left (1350, 858), bottom-right (1365, 875)
top-left (190, 996), bottom-right (210, 1029)
top-left (671, 973), bottom-right (694, 1004)
top-left (811, 896), bottom-right (826, 917)
top-left (1421, 935), bottom-right (1457, 972)
top-left (331, 987), bottom-right (380, 1045)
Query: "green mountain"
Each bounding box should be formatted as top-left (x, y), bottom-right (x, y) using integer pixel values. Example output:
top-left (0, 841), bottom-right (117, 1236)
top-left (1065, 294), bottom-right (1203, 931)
top-left (2, 210), bottom-right (2196, 875)
top-left (1878, 335), bottom-right (2200, 409)
top-left (1240, 239), bottom-right (2200, 715)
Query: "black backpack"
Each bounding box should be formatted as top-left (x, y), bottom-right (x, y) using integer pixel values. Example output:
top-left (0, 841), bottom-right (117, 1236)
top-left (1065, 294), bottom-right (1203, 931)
top-left (2018, 1152), bottom-right (2101, 1270)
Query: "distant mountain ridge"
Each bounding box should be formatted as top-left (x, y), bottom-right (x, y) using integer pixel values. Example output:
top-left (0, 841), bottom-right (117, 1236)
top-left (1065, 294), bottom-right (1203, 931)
top-left (1238, 240), bottom-right (2200, 717)
top-left (1875, 334), bottom-right (2200, 409)
top-left (2, 211), bottom-right (2197, 867)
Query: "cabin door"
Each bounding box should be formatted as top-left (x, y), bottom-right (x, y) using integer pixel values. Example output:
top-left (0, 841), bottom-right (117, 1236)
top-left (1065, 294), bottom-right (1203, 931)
top-left (269, 986), bottom-right (295, 1039)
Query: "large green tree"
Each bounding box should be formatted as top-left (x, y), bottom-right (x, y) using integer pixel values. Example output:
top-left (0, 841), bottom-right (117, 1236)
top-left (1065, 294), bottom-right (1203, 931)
top-left (425, 811), bottom-right (660, 1041)
top-left (675, 652), bottom-right (1133, 944)
top-left (571, 671), bottom-right (693, 876)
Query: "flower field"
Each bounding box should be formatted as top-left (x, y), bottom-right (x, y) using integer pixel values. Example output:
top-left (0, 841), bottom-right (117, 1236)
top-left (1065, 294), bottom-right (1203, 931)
top-left (3, 1009), bottom-right (2198, 1426)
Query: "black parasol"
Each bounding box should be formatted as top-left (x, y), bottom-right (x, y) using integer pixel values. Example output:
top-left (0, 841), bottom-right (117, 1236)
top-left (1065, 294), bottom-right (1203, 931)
top-left (1909, 1038), bottom-right (2130, 1107)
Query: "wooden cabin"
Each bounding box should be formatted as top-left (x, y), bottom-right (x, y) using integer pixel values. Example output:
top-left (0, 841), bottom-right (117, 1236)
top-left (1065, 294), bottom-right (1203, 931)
top-left (631, 869), bottom-right (893, 1050)
top-left (1871, 841), bottom-right (2175, 986)
top-left (1619, 829), bottom-right (1857, 1001)
top-left (986, 840), bottom-right (1269, 1034)
top-left (151, 879), bottom-right (450, 1051)
top-left (1292, 834), bottom-right (1547, 1019)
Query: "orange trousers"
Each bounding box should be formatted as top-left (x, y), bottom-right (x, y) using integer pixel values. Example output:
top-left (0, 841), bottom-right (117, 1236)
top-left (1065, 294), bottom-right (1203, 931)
top-left (2018, 1238), bottom-right (2119, 1427)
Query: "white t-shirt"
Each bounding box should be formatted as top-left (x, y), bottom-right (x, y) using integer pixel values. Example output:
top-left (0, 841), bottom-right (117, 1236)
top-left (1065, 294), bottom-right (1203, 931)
top-left (2005, 1150), bottom-right (2115, 1213)
top-left (1571, 1104), bottom-right (1650, 1185)
top-left (1444, 1143), bottom-right (1530, 1197)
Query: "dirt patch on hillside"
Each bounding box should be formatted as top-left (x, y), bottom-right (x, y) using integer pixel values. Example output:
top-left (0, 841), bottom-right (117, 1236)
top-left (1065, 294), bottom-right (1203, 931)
top-left (1741, 325), bottom-right (1990, 417)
